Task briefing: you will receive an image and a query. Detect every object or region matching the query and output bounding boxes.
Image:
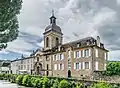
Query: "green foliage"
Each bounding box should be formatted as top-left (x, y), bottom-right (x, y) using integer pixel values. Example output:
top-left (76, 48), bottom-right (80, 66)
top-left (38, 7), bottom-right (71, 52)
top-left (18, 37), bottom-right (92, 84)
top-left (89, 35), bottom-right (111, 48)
top-left (104, 62), bottom-right (120, 76)
top-left (75, 82), bottom-right (84, 88)
top-left (41, 76), bottom-right (50, 88)
top-left (0, 0), bottom-right (22, 50)
top-left (52, 79), bottom-right (59, 88)
top-left (16, 75), bottom-right (23, 85)
top-left (0, 74), bottom-right (119, 88)
top-left (22, 75), bottom-right (32, 87)
top-left (90, 82), bottom-right (112, 88)
top-left (58, 80), bottom-right (70, 88)
top-left (33, 78), bottom-right (42, 88)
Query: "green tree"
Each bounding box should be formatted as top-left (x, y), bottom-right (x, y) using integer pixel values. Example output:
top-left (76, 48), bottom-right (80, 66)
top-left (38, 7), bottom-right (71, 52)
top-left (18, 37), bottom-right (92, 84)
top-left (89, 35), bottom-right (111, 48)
top-left (104, 62), bottom-right (120, 76)
top-left (0, 0), bottom-right (22, 50)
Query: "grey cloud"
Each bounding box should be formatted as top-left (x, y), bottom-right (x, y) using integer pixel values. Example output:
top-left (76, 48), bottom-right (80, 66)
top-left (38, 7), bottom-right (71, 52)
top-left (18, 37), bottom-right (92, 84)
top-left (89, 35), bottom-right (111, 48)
top-left (10, 0), bottom-right (120, 60)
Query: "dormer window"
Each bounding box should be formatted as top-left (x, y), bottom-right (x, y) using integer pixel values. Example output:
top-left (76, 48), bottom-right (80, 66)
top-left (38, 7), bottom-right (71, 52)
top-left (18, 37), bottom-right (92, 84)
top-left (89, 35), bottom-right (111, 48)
top-left (77, 43), bottom-right (79, 47)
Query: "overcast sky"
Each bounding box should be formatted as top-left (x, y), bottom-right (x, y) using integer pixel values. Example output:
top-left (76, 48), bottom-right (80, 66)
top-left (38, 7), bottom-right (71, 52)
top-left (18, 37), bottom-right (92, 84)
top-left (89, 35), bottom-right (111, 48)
top-left (0, 0), bottom-right (120, 61)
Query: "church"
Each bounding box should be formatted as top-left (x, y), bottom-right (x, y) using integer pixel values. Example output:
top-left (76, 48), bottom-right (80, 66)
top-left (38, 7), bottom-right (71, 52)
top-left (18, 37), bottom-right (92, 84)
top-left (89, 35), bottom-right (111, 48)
top-left (11, 11), bottom-right (108, 79)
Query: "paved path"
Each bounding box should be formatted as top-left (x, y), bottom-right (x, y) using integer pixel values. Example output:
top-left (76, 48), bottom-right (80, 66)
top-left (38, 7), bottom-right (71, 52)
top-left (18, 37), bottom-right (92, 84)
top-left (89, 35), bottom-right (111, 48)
top-left (0, 80), bottom-right (28, 88)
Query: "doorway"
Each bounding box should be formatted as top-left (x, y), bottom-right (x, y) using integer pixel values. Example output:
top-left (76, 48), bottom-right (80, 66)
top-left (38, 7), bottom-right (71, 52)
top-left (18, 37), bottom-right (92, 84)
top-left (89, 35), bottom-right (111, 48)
top-left (68, 70), bottom-right (71, 77)
top-left (46, 71), bottom-right (49, 76)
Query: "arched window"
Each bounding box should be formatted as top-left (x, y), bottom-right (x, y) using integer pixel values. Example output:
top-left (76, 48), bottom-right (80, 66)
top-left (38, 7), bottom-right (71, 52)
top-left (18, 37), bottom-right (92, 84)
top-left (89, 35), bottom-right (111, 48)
top-left (56, 37), bottom-right (59, 46)
top-left (46, 37), bottom-right (49, 47)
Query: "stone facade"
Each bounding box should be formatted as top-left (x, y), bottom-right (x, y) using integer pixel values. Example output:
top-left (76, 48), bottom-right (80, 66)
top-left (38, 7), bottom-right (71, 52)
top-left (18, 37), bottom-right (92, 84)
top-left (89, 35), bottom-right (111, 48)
top-left (32, 12), bottom-right (108, 79)
top-left (11, 56), bottom-right (34, 74)
top-left (11, 11), bottom-right (108, 79)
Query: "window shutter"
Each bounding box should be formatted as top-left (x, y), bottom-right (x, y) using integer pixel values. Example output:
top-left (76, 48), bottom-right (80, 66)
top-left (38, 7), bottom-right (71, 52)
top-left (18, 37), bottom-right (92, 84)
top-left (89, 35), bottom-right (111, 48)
top-left (83, 62), bottom-right (85, 69)
top-left (96, 49), bottom-right (98, 57)
top-left (62, 64), bottom-right (64, 70)
top-left (62, 54), bottom-right (64, 60)
top-left (74, 51), bottom-right (76, 58)
top-left (82, 50), bottom-right (85, 57)
top-left (74, 63), bottom-right (76, 69)
top-left (104, 63), bottom-right (106, 70)
top-left (89, 49), bottom-right (91, 56)
top-left (54, 64), bottom-right (57, 70)
top-left (58, 54), bottom-right (60, 60)
top-left (79, 51), bottom-right (81, 58)
top-left (104, 53), bottom-right (107, 60)
top-left (95, 61), bottom-right (98, 70)
top-left (79, 62), bottom-right (81, 70)
top-left (58, 64), bottom-right (60, 70)
top-left (53, 55), bottom-right (54, 61)
top-left (89, 62), bottom-right (91, 69)
top-left (56, 55), bottom-right (57, 60)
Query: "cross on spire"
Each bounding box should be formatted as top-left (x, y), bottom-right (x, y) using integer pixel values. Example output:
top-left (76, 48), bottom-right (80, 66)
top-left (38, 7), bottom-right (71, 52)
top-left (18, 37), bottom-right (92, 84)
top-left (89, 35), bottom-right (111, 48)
top-left (52, 9), bottom-right (54, 16)
top-left (50, 10), bottom-right (56, 24)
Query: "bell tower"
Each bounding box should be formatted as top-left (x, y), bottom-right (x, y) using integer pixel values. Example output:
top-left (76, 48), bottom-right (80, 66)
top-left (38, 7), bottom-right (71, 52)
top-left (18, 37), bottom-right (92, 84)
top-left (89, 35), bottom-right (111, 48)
top-left (43, 10), bottom-right (63, 50)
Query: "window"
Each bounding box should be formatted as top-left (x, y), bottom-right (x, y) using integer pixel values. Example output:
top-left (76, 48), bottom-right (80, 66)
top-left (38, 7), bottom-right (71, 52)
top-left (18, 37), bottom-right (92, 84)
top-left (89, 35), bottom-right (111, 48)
top-left (68, 50), bottom-right (71, 58)
top-left (27, 65), bottom-right (29, 70)
top-left (95, 49), bottom-right (98, 57)
top-left (21, 60), bottom-right (23, 64)
top-left (54, 64), bottom-right (57, 70)
top-left (37, 57), bottom-right (39, 62)
top-left (76, 51), bottom-right (79, 58)
top-left (46, 37), bottom-right (49, 47)
top-left (24, 65), bottom-right (26, 69)
top-left (60, 54), bottom-right (62, 60)
top-left (46, 55), bottom-right (49, 61)
top-left (76, 63), bottom-right (79, 70)
top-left (60, 64), bottom-right (62, 70)
top-left (59, 54), bottom-right (64, 60)
top-left (21, 65), bottom-right (23, 70)
top-left (74, 63), bottom-right (79, 70)
top-left (28, 59), bottom-right (29, 63)
top-left (47, 64), bottom-right (49, 70)
top-left (85, 62), bottom-right (89, 69)
top-left (56, 37), bottom-right (59, 46)
top-left (77, 44), bottom-right (80, 47)
top-left (85, 49), bottom-right (89, 57)
top-left (56, 54), bottom-right (59, 60)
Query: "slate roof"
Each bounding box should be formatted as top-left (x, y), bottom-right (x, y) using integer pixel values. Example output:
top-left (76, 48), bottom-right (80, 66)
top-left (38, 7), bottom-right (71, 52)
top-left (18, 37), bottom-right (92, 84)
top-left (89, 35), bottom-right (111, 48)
top-left (44, 24), bottom-right (63, 35)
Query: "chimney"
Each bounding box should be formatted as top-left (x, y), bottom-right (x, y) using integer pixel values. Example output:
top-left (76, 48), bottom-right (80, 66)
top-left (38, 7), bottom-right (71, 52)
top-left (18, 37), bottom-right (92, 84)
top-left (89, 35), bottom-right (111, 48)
top-left (97, 36), bottom-right (100, 47)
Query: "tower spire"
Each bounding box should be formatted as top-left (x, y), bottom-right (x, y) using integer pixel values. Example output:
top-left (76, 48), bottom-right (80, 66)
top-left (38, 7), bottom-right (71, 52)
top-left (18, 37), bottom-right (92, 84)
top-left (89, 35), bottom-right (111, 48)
top-left (50, 10), bottom-right (56, 24)
top-left (52, 9), bottom-right (54, 16)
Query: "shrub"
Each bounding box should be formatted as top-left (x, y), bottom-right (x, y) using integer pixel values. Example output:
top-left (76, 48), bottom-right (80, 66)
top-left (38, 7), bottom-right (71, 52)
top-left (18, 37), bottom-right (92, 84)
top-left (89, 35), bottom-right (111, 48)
top-left (16, 75), bottom-right (23, 85)
top-left (22, 75), bottom-right (32, 87)
top-left (90, 82), bottom-right (112, 88)
top-left (10, 74), bottom-right (18, 83)
top-left (58, 80), bottom-right (70, 88)
top-left (75, 82), bottom-right (84, 88)
top-left (41, 76), bottom-right (50, 88)
top-left (34, 78), bottom-right (42, 88)
top-left (52, 79), bottom-right (59, 88)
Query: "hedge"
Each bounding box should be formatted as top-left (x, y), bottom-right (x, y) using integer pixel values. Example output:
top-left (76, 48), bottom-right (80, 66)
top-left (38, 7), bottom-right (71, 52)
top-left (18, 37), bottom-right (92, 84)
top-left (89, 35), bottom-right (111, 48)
top-left (0, 74), bottom-right (119, 88)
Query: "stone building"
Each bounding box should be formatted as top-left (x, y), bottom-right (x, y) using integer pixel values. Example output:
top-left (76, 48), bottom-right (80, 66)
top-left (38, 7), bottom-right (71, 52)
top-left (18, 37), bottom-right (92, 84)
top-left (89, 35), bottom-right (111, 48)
top-left (11, 11), bottom-right (108, 79)
top-left (11, 55), bottom-right (35, 74)
top-left (33, 11), bottom-right (108, 79)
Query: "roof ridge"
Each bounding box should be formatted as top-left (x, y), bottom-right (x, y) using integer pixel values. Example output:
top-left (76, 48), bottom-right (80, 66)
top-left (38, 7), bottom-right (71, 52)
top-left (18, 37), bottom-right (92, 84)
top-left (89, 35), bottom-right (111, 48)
top-left (62, 36), bottom-right (95, 45)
